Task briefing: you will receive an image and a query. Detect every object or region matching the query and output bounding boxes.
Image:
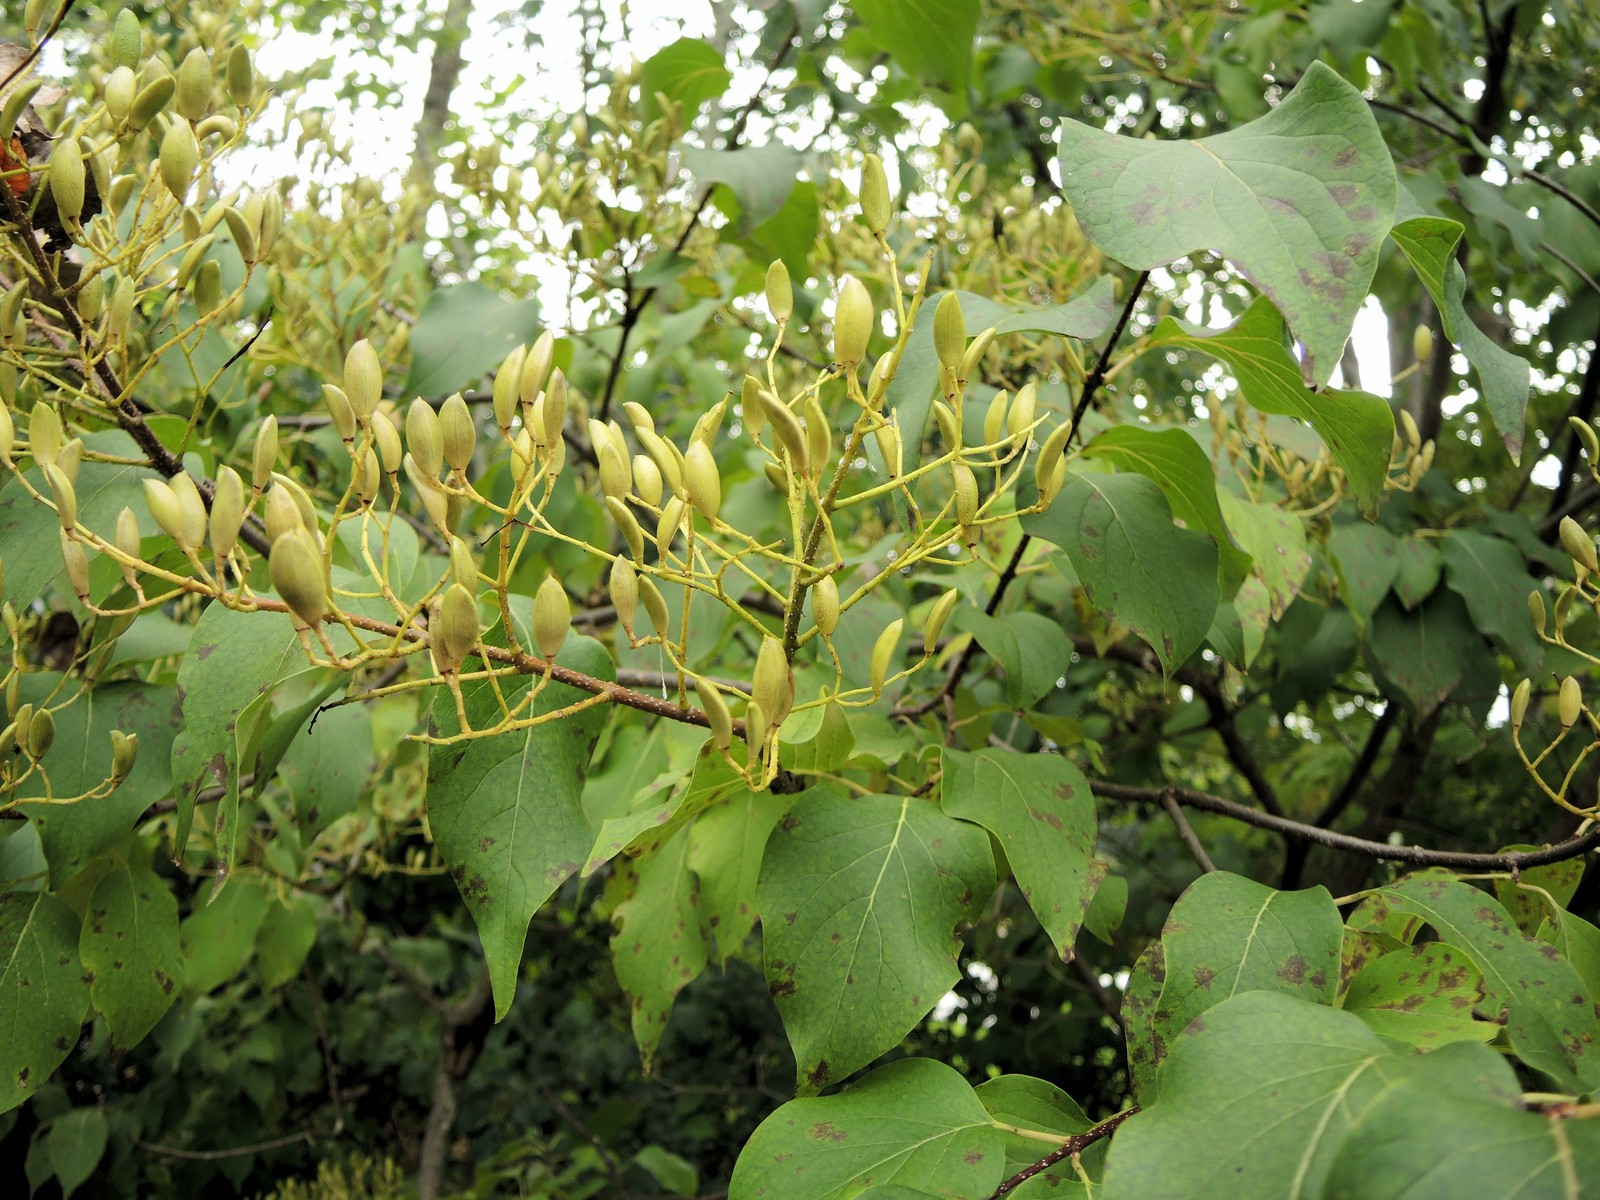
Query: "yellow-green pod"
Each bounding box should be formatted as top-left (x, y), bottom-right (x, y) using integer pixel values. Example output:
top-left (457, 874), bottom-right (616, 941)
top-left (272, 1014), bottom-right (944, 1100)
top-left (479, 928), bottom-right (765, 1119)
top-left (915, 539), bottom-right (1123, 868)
top-left (493, 343), bottom-right (526, 432)
top-left (44, 463), bottom-right (77, 532)
top-left (434, 583), bottom-right (479, 671)
top-left (168, 471), bottom-right (209, 550)
top-left (110, 729), bottom-right (139, 779)
top-left (983, 391), bottom-right (1010, 446)
top-left (610, 555), bottom-right (640, 641)
top-left (322, 385), bottom-right (356, 442)
top-left (698, 677), bottom-right (733, 750)
top-left (1560, 517), bottom-right (1598, 575)
top-left (633, 454), bottom-right (664, 507)
top-left (407, 399), bottom-right (444, 479)
top-left (804, 396), bottom-right (830, 483)
top-left (128, 73), bottom-right (175, 130)
top-left (439, 393), bottom-right (475, 471)
top-left (262, 481), bottom-right (303, 546)
top-left (952, 461), bottom-right (979, 526)
top-left (1007, 381), bottom-right (1038, 443)
top-left (870, 617), bottom-right (904, 695)
top-left (833, 276), bottom-right (872, 367)
top-left (448, 536), bottom-right (477, 591)
top-left (142, 478), bottom-right (186, 545)
top-left (176, 48), bottom-right (213, 122)
top-left (541, 368), bottom-right (569, 446)
top-left (209, 465), bottom-right (244, 557)
top-left (858, 153), bottom-right (890, 235)
top-left (114, 506), bottom-right (141, 586)
top-left (813, 574), bottom-right (840, 638)
top-left (521, 331), bottom-right (555, 405)
top-left (533, 575), bottom-right (571, 660)
top-left (26, 703), bottom-right (55, 760)
top-left (923, 588), bottom-right (960, 650)
top-left (934, 292), bottom-right (965, 371)
top-left (111, 8), bottom-right (142, 68)
top-left (29, 404), bottom-right (63, 467)
top-left (741, 376), bottom-right (766, 438)
top-left (604, 496), bottom-right (646, 563)
top-left (252, 414), bottom-right (279, 491)
top-left (765, 259), bottom-right (792, 323)
top-left (684, 440), bottom-right (722, 520)
top-left (159, 118), bottom-right (200, 201)
top-left (598, 439), bottom-right (631, 501)
top-left (342, 339), bottom-right (382, 423)
top-left (639, 576), bottom-right (671, 641)
top-left (192, 259), bottom-right (222, 313)
top-left (1509, 678), bottom-right (1531, 736)
top-left (752, 636), bottom-right (792, 727)
top-left (1559, 675), bottom-right (1583, 729)
top-left (226, 44), bottom-right (254, 107)
top-left (48, 136), bottom-right (86, 225)
top-left (1528, 590), bottom-right (1547, 637)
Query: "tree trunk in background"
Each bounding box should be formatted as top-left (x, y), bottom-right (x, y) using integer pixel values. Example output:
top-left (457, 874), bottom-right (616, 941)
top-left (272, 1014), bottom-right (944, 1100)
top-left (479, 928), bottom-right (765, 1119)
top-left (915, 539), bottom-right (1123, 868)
top-left (407, 0), bottom-right (478, 244)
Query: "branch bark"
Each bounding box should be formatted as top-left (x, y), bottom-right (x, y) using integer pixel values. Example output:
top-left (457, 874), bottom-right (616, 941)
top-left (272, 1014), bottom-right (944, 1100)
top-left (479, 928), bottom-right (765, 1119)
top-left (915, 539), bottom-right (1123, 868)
top-left (416, 969), bottom-right (495, 1200)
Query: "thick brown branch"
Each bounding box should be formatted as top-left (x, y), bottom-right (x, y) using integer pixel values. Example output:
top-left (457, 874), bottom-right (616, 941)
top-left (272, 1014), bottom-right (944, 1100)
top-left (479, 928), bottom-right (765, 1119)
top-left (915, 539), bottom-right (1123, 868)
top-left (986, 1107), bottom-right (1140, 1199)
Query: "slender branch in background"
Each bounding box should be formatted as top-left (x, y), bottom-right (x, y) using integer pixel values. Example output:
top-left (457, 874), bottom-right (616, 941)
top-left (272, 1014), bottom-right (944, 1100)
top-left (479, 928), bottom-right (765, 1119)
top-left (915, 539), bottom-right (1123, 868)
top-left (1278, 702), bottom-right (1399, 889)
top-left (1546, 310), bottom-right (1600, 520)
top-left (1161, 791), bottom-right (1217, 873)
top-left (986, 1107), bottom-right (1140, 1200)
top-left (596, 20), bottom-right (800, 422)
top-left (133, 1130), bottom-right (316, 1162)
top-left (416, 969), bottom-right (495, 1200)
top-left (901, 271), bottom-right (1153, 717)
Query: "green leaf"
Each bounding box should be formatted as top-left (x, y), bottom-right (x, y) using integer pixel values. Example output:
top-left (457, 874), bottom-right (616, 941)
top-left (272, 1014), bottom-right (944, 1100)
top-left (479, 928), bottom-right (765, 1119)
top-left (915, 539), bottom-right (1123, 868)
top-left (1439, 529), bottom-right (1542, 671)
top-left (1060, 62), bottom-right (1397, 386)
top-left (1392, 534), bottom-right (1443, 609)
top-left (255, 894), bottom-right (320, 990)
top-left (1083, 873), bottom-right (1128, 945)
top-left (1023, 471), bottom-right (1218, 674)
top-left (45, 1107), bottom-right (108, 1199)
top-left (1216, 494), bottom-right (1313, 662)
top-left (181, 875), bottom-right (268, 997)
top-left (759, 790), bottom-right (995, 1091)
top-left (1100, 992), bottom-right (1521, 1200)
top-left (1328, 521), bottom-right (1400, 629)
top-left (402, 281), bottom-right (542, 398)
top-left (276, 702), bottom-right (373, 838)
top-left (729, 1058), bottom-right (1004, 1199)
top-left (682, 142), bottom-right (805, 235)
top-left (1341, 942), bottom-right (1498, 1052)
top-left (1375, 875), bottom-right (1600, 1092)
top-left (687, 788), bottom-right (793, 964)
top-left (975, 1075), bottom-right (1091, 1187)
top-left (610, 827), bottom-right (710, 1069)
top-left (1325, 1082), bottom-right (1600, 1199)
top-left (1146, 872), bottom-right (1342, 1093)
top-left (170, 603), bottom-right (304, 875)
top-left (16, 680), bottom-right (179, 888)
top-left (1083, 426), bottom-right (1252, 593)
top-left (940, 749), bottom-right (1100, 960)
top-left (747, 178), bottom-right (819, 285)
top-left (1367, 591), bottom-right (1480, 712)
top-left (1495, 847), bottom-right (1585, 938)
top-left (79, 865), bottom-right (183, 1049)
top-left (638, 38), bottom-right (731, 122)
top-left (585, 742), bottom-right (747, 874)
top-left (852, 0), bottom-right (982, 106)
top-left (634, 1145), bottom-right (699, 1198)
top-left (782, 699), bottom-right (857, 775)
top-left (427, 636), bottom-right (613, 1019)
top-left (1391, 206), bottom-right (1529, 460)
top-left (949, 609), bottom-right (1073, 707)
top-left (0, 891), bottom-right (88, 1114)
top-left (1149, 297), bottom-right (1395, 510)
top-left (1122, 940), bottom-right (1166, 1100)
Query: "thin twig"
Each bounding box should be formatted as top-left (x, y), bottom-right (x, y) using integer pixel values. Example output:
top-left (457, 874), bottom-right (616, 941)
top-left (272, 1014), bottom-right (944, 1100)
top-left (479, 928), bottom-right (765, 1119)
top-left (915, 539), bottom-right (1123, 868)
top-left (985, 1107), bottom-right (1140, 1199)
top-left (1160, 791), bottom-right (1216, 873)
top-left (133, 1130), bottom-right (315, 1161)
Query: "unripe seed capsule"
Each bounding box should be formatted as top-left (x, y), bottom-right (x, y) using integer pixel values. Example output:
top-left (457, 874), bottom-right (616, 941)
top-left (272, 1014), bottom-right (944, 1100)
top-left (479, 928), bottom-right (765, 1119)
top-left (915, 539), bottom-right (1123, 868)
top-left (0, 404), bottom-right (11, 466)
top-left (741, 376), bottom-right (766, 437)
top-left (1007, 381), bottom-right (1037, 443)
top-left (1529, 590), bottom-right (1547, 636)
top-left (952, 461), bottom-right (979, 526)
top-left (765, 259), bottom-right (792, 322)
top-left (26, 705), bottom-right (55, 759)
top-left (29, 404), bottom-right (63, 467)
top-left (176, 48), bottom-right (213, 122)
top-left (48, 137), bottom-right (86, 225)
top-left (434, 583), bottom-right (479, 671)
top-left (542, 369), bottom-right (569, 446)
top-left (142, 479), bottom-right (186, 544)
top-left (934, 292), bottom-right (965, 370)
top-left (112, 9), bottom-right (142, 69)
top-left (633, 454), bottom-right (664, 506)
top-left (870, 618), bottom-right (904, 695)
top-left (934, 401), bottom-right (961, 455)
top-left (684, 440), bottom-right (721, 520)
top-left (371, 410), bottom-right (402, 474)
top-left (858, 153), bottom-right (890, 235)
top-left (44, 464), bottom-right (76, 532)
top-left (192, 259), bottom-right (222, 312)
top-left (983, 391), bottom-right (1010, 446)
top-left (521, 331), bottom-right (554, 404)
top-left (813, 574), bottom-right (840, 637)
top-left (253, 415), bottom-right (279, 491)
top-left (1412, 324), bottom-right (1434, 364)
top-left (752, 636), bottom-right (793, 727)
top-left (0, 79), bottom-right (42, 144)
top-left (598, 441), bottom-right (631, 501)
top-left (639, 577), bottom-right (671, 641)
top-left (210, 465), bottom-right (244, 557)
top-left (923, 588), bottom-right (960, 650)
top-left (874, 421), bottom-right (901, 476)
top-left (697, 677), bottom-right (733, 750)
top-left (344, 339), bottom-right (382, 421)
top-left (533, 575), bottom-right (571, 660)
top-left (493, 343), bottom-right (526, 432)
top-left (833, 276), bottom-right (873, 367)
top-left (114, 506), bottom-right (141, 586)
top-left (407, 399), bottom-right (444, 479)
top-left (270, 530), bottom-right (329, 627)
top-left (128, 74), bottom-right (175, 131)
top-left (262, 482), bottom-right (303, 545)
top-left (110, 730), bottom-right (138, 779)
top-left (1570, 417), bottom-right (1600, 462)
top-left (159, 118), bottom-right (199, 201)
top-left (1510, 678), bottom-right (1532, 735)
top-left (1560, 675), bottom-right (1583, 729)
top-left (322, 384), bottom-right (356, 440)
top-left (605, 496), bottom-right (646, 562)
top-left (105, 67), bottom-right (137, 121)
top-left (1399, 409), bottom-right (1420, 449)
top-left (448, 536), bottom-right (477, 591)
top-left (610, 556), bottom-right (640, 641)
top-left (622, 402), bottom-right (655, 438)
top-left (1560, 517), bottom-right (1598, 575)
top-left (959, 327), bottom-right (996, 380)
top-left (758, 390), bottom-right (807, 474)
top-left (404, 455), bottom-right (451, 532)
top-left (804, 396), bottom-right (830, 482)
top-left (1034, 420), bottom-right (1075, 505)
top-left (743, 702), bottom-right (768, 768)
top-left (226, 45), bottom-right (253, 107)
top-left (691, 399), bottom-right (726, 449)
top-left (12, 704), bottom-right (33, 751)
top-left (656, 496), bottom-right (687, 557)
top-left (169, 471), bottom-right (208, 550)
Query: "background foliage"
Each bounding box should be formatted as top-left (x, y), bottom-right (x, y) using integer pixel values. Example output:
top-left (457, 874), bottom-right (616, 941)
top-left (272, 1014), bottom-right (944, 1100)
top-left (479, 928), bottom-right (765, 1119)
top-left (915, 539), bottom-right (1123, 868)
top-left (2, 0), bottom-right (1600, 1196)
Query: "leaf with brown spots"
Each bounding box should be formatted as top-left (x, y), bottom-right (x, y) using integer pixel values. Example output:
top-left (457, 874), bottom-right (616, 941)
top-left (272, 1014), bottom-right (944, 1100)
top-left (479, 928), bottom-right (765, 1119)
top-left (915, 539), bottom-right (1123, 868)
top-left (758, 789), bottom-right (995, 1093)
top-left (0, 891), bottom-right (89, 1115)
top-left (687, 784), bottom-right (795, 965)
top-left (1059, 61), bottom-right (1397, 388)
top-left (940, 748), bottom-right (1100, 960)
top-left (1341, 942), bottom-right (1498, 1053)
top-left (975, 1074), bottom-right (1093, 1183)
top-left (428, 635), bottom-right (614, 1021)
top-left (78, 865), bottom-right (183, 1050)
top-left (729, 1058), bottom-right (1003, 1198)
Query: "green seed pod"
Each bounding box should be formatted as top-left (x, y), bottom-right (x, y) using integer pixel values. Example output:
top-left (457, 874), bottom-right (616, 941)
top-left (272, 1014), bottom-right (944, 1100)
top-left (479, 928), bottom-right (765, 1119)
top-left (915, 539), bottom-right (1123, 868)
top-left (1555, 584), bottom-right (1578, 629)
top-left (48, 136), bottom-right (86, 225)
top-left (112, 9), bottom-right (142, 68)
top-left (142, 478), bottom-right (186, 544)
top-left (740, 376), bottom-right (766, 438)
top-left (176, 48), bottom-right (213, 122)
top-left (369, 410), bottom-right (402, 474)
top-left (114, 506), bottom-right (141, 586)
top-left (923, 588), bottom-right (960, 650)
top-left (874, 420), bottom-right (901, 476)
top-left (632, 454), bottom-right (664, 507)
top-left (221, 204), bottom-right (257, 262)
top-left (690, 401), bottom-right (726, 454)
top-left (610, 555), bottom-right (640, 641)
top-left (12, 703), bottom-right (34, 751)
top-left (598, 439), bottom-right (631, 500)
top-left (252, 415), bottom-right (279, 491)
top-left (639, 576), bottom-right (671, 641)
top-left (1399, 409), bottom-right (1420, 450)
top-left (257, 190), bottom-right (283, 256)
top-left (1412, 324), bottom-right (1434, 364)
top-left (833, 276), bottom-right (873, 367)
top-left (622, 403), bottom-right (656, 440)
top-left (756, 389), bottom-right (807, 474)
top-left (24, 0), bottom-right (50, 42)
top-left (439, 393), bottom-right (475, 471)
top-left (605, 496), bottom-right (646, 563)
top-left (404, 454), bottom-right (451, 532)
top-left (1007, 381), bottom-right (1038, 444)
top-left (0, 404), bottom-right (11, 466)
top-left (743, 702), bottom-right (768, 770)
top-left (858, 152), bottom-right (890, 235)
top-left (439, 538), bottom-right (473, 592)
top-left (1509, 678), bottom-right (1532, 736)
top-left (870, 617), bottom-right (904, 695)
top-left (1034, 420), bottom-right (1075, 505)
top-left (521, 330), bottom-right (554, 405)
top-left (192, 258), bottom-right (222, 313)
top-left (533, 575), bottom-right (571, 660)
top-left (342, 339), bottom-right (381, 422)
top-left (752, 636), bottom-right (793, 727)
top-left (159, 118), bottom-right (199, 201)
top-left (934, 292), bottom-right (966, 371)
top-left (813, 574), bottom-right (840, 638)
top-left (59, 530), bottom-right (89, 598)
top-left (0, 280), bottom-right (24, 341)
top-left (493, 343), bottom-right (526, 432)
top-left (407, 399), bottom-right (444, 479)
top-left (262, 481), bottom-right (304, 545)
top-left (1559, 675), bottom-right (1583, 730)
top-left (542, 369), bottom-right (569, 446)
top-left (698, 677), bottom-right (733, 750)
top-left (169, 472), bottom-right (208, 550)
top-left (1529, 590), bottom-right (1547, 637)
top-left (1570, 417), bottom-right (1600, 463)
top-left (0, 79), bottom-right (42, 145)
top-left (55, 438), bottom-right (81, 485)
top-left (210, 465), bottom-right (244, 557)
top-left (765, 259), bottom-right (792, 323)
top-left (271, 529), bottom-right (328, 627)
top-left (195, 114), bottom-right (237, 142)
top-left (106, 273), bottom-right (136, 339)
top-left (226, 44), bottom-right (253, 107)
top-left (353, 446), bottom-right (380, 505)
top-left (983, 391), bottom-right (1010, 446)
top-left (934, 401), bottom-right (961, 455)
top-left (656, 496), bottom-right (687, 558)
top-left (1560, 516), bottom-right (1598, 575)
top-left (26, 704), bottom-right (55, 760)
top-left (128, 72), bottom-right (175, 130)
top-left (637, 427), bottom-right (685, 496)
top-left (434, 583), bottom-right (479, 672)
top-left (952, 461), bottom-right (979, 526)
top-left (173, 233), bottom-right (215, 289)
top-left (763, 462), bottom-right (787, 492)
top-left (44, 463), bottom-right (77, 532)
top-left (960, 327), bottom-right (996, 381)
top-left (110, 729), bottom-right (138, 779)
top-left (320, 385), bottom-right (356, 442)
top-left (76, 272), bottom-right (106, 324)
top-left (29, 405), bottom-right (63, 468)
top-left (804, 396), bottom-right (830, 483)
top-left (684, 440), bottom-right (722, 520)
